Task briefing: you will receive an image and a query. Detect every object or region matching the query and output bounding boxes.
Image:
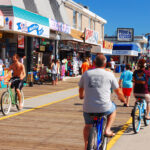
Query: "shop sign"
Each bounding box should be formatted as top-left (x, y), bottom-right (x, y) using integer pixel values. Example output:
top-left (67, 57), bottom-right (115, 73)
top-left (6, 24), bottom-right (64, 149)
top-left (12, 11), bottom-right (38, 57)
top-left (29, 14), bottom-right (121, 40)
top-left (101, 48), bottom-right (112, 54)
top-left (14, 17), bottom-right (49, 38)
top-left (103, 41), bottom-right (113, 50)
top-left (85, 28), bottom-right (98, 45)
top-left (0, 10), bottom-right (4, 28)
top-left (112, 50), bottom-right (138, 56)
top-left (117, 28), bottom-right (134, 42)
top-left (49, 19), bottom-right (71, 34)
top-left (18, 35), bottom-right (24, 49)
top-left (2, 16), bottom-right (13, 30)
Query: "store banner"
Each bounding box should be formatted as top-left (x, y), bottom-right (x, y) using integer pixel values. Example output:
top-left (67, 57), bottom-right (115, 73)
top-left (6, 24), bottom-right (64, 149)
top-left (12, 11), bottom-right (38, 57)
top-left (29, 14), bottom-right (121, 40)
top-left (112, 50), bottom-right (138, 56)
top-left (14, 17), bottom-right (50, 38)
top-left (85, 28), bottom-right (98, 45)
top-left (0, 10), bottom-right (4, 28)
top-left (103, 41), bottom-right (113, 49)
top-left (18, 35), bottom-right (24, 49)
top-left (117, 28), bottom-right (134, 42)
top-left (49, 18), bottom-right (71, 34)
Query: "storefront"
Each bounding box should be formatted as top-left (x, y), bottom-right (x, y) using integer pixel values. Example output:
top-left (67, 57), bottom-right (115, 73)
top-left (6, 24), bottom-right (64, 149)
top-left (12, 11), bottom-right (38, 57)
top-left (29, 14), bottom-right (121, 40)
top-left (0, 6), bottom-right (50, 86)
top-left (112, 43), bottom-right (139, 64)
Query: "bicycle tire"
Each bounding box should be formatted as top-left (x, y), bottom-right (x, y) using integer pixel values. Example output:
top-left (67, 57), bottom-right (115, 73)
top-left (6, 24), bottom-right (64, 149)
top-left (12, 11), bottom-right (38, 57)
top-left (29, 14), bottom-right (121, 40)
top-left (87, 127), bottom-right (97, 150)
top-left (143, 110), bottom-right (150, 126)
top-left (99, 117), bottom-right (108, 150)
top-left (1, 91), bottom-right (11, 116)
top-left (132, 104), bottom-right (141, 133)
top-left (15, 90), bottom-right (24, 110)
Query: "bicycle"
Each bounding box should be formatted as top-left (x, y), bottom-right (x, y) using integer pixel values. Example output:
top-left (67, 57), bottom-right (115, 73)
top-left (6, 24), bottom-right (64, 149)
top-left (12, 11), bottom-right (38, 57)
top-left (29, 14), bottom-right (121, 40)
top-left (87, 113), bottom-right (108, 150)
top-left (1, 79), bottom-right (24, 116)
top-left (131, 96), bottom-right (150, 134)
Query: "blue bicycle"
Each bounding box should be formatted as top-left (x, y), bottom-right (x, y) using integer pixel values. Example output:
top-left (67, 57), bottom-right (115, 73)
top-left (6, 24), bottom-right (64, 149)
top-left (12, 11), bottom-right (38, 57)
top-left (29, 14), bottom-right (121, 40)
top-left (87, 113), bottom-right (108, 150)
top-left (131, 96), bottom-right (150, 134)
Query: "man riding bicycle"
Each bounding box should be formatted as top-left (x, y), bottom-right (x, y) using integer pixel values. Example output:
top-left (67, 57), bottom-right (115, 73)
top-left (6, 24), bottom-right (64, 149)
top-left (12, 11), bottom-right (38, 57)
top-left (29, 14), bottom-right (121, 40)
top-left (133, 59), bottom-right (150, 120)
top-left (0, 54), bottom-right (26, 110)
top-left (79, 53), bottom-right (126, 150)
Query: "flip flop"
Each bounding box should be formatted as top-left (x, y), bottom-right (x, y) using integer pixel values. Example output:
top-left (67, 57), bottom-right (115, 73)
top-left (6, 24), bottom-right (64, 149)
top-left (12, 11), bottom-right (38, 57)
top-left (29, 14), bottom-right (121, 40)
top-left (145, 117), bottom-right (150, 120)
top-left (104, 132), bottom-right (115, 138)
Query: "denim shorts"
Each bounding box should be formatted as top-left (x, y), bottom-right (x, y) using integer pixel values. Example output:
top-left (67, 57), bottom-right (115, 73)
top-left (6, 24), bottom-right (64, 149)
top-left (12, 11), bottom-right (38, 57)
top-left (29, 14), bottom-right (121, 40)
top-left (83, 102), bottom-right (116, 124)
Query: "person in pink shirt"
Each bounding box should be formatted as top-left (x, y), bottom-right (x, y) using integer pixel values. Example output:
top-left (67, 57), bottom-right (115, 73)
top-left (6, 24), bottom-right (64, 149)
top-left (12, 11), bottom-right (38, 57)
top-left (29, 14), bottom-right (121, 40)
top-left (61, 62), bottom-right (65, 81)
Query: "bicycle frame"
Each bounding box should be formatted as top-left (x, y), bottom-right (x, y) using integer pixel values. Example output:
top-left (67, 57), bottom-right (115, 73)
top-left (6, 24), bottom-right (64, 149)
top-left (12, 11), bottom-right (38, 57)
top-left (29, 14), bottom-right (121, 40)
top-left (93, 116), bottom-right (105, 150)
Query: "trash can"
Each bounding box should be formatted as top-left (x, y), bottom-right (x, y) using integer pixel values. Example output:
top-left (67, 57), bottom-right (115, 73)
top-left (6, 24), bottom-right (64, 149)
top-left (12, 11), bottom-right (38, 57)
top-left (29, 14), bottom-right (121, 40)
top-left (27, 72), bottom-right (33, 87)
top-left (115, 64), bottom-right (121, 73)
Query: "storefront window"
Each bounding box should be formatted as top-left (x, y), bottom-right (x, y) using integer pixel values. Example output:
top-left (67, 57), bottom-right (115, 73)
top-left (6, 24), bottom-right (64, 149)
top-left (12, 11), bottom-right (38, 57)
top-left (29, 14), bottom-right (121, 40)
top-left (73, 10), bottom-right (77, 29)
top-left (78, 13), bottom-right (82, 30)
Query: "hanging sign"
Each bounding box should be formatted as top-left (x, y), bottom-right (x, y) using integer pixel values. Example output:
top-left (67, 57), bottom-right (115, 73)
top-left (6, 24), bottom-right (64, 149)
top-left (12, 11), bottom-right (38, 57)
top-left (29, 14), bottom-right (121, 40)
top-left (18, 35), bottom-right (25, 49)
top-left (85, 28), bottom-right (98, 45)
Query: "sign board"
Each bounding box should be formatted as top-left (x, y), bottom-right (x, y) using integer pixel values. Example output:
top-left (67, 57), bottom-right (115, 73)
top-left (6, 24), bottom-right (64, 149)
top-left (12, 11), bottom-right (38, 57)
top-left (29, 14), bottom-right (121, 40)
top-left (14, 17), bottom-right (50, 38)
top-left (85, 28), bottom-right (99, 45)
top-left (49, 18), bottom-right (71, 34)
top-left (103, 41), bottom-right (113, 49)
top-left (117, 28), bottom-right (134, 42)
top-left (112, 50), bottom-right (138, 56)
top-left (18, 35), bottom-right (24, 49)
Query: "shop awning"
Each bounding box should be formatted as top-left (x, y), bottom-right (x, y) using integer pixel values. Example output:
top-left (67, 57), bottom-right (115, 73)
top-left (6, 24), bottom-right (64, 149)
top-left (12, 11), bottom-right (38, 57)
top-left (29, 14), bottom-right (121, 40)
top-left (0, 6), bottom-right (50, 38)
top-left (112, 44), bottom-right (140, 56)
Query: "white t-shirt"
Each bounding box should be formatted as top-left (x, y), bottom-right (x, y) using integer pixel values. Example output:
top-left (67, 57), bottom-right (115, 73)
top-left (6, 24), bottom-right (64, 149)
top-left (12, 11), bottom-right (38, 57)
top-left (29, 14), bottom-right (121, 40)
top-left (79, 68), bottom-right (119, 113)
top-left (110, 61), bottom-right (115, 69)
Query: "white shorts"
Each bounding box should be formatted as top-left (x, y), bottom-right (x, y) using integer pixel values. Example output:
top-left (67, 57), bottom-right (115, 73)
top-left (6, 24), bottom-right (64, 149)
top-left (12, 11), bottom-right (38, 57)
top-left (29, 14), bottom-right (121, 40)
top-left (134, 93), bottom-right (150, 103)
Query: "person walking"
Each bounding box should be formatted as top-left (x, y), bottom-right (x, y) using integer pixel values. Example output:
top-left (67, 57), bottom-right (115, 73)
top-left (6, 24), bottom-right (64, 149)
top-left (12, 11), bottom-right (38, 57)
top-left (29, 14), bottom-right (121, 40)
top-left (81, 58), bottom-right (89, 74)
top-left (56, 60), bottom-right (60, 84)
top-left (119, 64), bottom-right (133, 107)
top-left (110, 58), bottom-right (115, 71)
top-left (51, 59), bottom-right (57, 85)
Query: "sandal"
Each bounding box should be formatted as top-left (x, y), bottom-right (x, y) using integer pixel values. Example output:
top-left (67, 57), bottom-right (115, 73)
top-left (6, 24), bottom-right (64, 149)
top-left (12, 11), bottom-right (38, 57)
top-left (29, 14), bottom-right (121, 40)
top-left (104, 132), bottom-right (115, 138)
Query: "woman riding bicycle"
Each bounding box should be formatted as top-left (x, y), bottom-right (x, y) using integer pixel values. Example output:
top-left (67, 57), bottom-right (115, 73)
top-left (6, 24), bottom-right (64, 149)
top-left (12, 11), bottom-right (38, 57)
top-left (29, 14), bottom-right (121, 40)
top-left (133, 59), bottom-right (150, 120)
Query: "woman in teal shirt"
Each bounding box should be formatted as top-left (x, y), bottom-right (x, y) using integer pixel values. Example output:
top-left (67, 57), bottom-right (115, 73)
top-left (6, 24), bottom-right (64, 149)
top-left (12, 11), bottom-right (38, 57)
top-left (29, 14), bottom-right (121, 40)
top-left (119, 64), bottom-right (133, 107)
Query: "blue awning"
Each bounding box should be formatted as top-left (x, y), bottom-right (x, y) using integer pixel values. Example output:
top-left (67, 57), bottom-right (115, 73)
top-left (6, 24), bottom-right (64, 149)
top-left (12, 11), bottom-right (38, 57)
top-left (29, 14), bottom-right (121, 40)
top-left (13, 6), bottom-right (49, 27)
top-left (113, 44), bottom-right (140, 52)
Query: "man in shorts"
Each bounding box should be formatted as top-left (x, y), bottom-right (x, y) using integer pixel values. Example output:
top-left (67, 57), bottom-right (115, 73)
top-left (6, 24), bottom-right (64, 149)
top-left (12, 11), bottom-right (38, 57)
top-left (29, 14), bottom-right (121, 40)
top-left (1, 54), bottom-right (26, 109)
top-left (79, 53), bottom-right (126, 150)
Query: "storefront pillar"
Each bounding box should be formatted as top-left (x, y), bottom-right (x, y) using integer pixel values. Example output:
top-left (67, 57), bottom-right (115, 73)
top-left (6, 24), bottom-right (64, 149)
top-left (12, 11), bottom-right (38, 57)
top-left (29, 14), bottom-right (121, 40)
top-left (26, 36), bottom-right (33, 72)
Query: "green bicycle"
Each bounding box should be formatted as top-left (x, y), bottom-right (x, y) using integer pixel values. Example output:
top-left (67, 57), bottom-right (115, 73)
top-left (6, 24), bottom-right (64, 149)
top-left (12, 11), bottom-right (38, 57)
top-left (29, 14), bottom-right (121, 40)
top-left (1, 79), bottom-right (24, 116)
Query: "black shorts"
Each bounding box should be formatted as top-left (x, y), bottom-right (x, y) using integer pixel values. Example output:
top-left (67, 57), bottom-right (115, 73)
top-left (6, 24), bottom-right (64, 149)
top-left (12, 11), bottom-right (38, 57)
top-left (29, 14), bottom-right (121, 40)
top-left (10, 77), bottom-right (24, 90)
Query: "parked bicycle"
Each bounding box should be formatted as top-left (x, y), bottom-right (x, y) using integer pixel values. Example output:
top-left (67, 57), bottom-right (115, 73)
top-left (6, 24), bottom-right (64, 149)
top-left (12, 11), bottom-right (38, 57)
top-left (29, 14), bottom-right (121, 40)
top-left (131, 96), bottom-right (150, 133)
top-left (1, 79), bottom-right (24, 116)
top-left (87, 113), bottom-right (108, 150)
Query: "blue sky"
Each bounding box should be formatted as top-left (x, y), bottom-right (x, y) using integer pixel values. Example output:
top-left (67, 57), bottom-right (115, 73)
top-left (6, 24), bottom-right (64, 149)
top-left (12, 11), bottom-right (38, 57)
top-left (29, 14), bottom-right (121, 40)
top-left (74, 0), bottom-right (150, 36)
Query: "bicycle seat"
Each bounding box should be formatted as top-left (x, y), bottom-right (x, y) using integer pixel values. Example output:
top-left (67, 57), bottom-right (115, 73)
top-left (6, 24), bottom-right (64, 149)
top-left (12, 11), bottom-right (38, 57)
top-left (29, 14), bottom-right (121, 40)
top-left (135, 96), bottom-right (145, 99)
top-left (89, 113), bottom-right (107, 118)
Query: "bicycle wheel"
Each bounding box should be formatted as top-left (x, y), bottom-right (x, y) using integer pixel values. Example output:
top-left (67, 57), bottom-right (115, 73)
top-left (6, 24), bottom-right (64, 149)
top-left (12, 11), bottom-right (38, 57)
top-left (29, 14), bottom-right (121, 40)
top-left (142, 100), bottom-right (150, 126)
top-left (99, 117), bottom-right (108, 150)
top-left (1, 91), bottom-right (11, 115)
top-left (132, 104), bottom-right (141, 133)
top-left (87, 127), bottom-right (97, 150)
top-left (15, 90), bottom-right (24, 110)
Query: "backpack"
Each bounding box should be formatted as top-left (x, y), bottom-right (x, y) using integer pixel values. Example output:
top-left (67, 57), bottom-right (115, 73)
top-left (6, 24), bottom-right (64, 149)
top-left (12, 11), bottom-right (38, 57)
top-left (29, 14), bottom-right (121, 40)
top-left (135, 71), bottom-right (146, 84)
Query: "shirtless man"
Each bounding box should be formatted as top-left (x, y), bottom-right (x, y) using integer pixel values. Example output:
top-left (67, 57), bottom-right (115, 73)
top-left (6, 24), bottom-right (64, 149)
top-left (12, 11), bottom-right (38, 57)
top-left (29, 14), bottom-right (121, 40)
top-left (2, 54), bottom-right (26, 109)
